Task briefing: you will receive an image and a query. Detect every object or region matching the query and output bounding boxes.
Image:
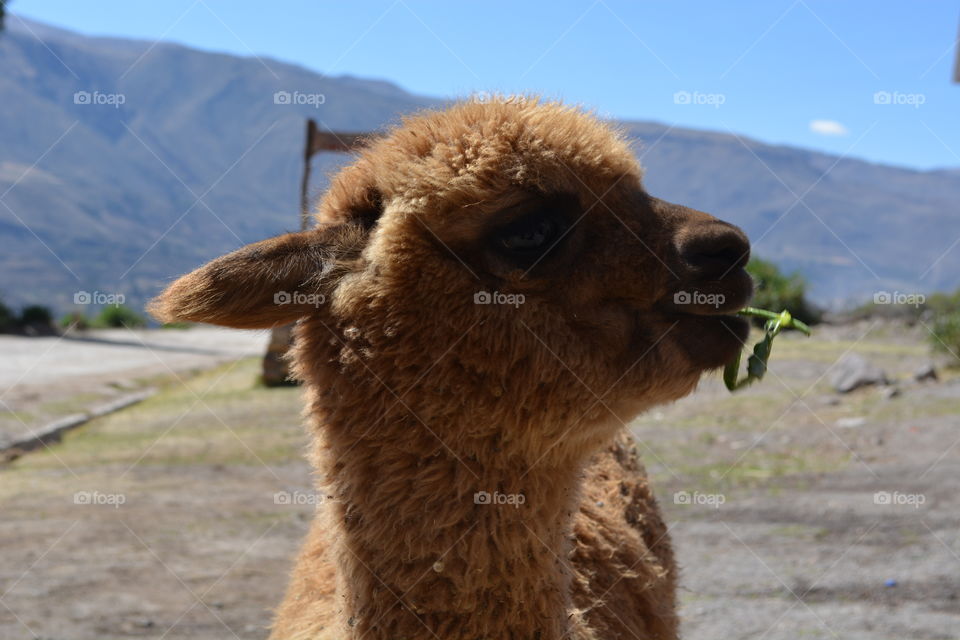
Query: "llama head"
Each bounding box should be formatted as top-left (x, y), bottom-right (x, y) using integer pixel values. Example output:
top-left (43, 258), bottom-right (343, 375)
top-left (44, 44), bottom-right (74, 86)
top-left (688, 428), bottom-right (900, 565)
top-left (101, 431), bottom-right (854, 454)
top-left (150, 99), bottom-right (752, 455)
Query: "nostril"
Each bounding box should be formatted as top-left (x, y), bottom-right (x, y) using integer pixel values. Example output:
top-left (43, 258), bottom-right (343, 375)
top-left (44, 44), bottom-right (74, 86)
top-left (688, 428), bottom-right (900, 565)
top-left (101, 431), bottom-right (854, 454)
top-left (697, 244), bottom-right (745, 268)
top-left (680, 224), bottom-right (751, 274)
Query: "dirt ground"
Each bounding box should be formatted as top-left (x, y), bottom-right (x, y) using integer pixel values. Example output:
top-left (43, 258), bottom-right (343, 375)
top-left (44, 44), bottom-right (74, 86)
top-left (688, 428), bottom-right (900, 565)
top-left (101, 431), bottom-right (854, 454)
top-left (1, 321), bottom-right (958, 639)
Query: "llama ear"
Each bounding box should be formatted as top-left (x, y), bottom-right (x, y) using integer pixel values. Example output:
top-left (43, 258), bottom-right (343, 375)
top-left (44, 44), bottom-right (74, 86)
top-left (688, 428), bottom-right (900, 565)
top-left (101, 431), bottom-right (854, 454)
top-left (148, 224), bottom-right (365, 329)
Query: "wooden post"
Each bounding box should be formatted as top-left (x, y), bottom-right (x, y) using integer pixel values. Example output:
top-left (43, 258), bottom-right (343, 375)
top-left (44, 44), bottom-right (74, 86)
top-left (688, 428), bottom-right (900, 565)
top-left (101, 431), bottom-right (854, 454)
top-left (261, 121), bottom-right (372, 386)
top-left (954, 18), bottom-right (960, 83)
top-left (300, 119), bottom-right (317, 232)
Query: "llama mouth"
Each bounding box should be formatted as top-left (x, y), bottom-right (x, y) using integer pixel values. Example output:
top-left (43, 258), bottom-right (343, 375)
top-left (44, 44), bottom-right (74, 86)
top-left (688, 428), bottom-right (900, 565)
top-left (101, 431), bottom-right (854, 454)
top-left (657, 270), bottom-right (754, 366)
top-left (659, 268), bottom-right (754, 318)
top-left (667, 312), bottom-right (751, 369)
top-left (658, 291), bottom-right (753, 319)
top-left (670, 312), bottom-right (750, 334)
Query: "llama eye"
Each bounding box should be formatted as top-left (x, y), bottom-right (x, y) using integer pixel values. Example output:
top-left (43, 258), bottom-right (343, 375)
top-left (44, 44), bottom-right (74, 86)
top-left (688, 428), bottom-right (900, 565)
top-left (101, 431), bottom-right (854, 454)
top-left (499, 217), bottom-right (559, 253)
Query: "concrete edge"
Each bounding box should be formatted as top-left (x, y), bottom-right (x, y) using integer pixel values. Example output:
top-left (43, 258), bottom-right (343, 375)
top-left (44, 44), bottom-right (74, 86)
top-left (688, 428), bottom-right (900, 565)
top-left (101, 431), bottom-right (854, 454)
top-left (1, 388), bottom-right (158, 457)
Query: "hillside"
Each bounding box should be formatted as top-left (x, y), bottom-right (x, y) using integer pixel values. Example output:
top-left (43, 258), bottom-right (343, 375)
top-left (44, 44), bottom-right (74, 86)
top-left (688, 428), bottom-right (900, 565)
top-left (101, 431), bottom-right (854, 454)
top-left (2, 17), bottom-right (960, 313)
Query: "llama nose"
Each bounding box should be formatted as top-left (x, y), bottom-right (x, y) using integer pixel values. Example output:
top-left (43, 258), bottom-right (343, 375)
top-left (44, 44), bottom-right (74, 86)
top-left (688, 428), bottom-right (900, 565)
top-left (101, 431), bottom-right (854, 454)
top-left (679, 222), bottom-right (751, 277)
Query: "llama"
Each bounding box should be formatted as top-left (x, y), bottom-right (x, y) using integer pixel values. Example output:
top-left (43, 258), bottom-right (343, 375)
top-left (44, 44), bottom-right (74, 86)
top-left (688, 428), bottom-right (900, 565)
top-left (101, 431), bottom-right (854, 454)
top-left (150, 98), bottom-right (753, 640)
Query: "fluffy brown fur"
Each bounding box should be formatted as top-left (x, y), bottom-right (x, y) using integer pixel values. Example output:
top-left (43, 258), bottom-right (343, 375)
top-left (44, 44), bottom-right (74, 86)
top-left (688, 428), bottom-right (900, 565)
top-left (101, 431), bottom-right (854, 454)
top-left (150, 98), bottom-right (753, 640)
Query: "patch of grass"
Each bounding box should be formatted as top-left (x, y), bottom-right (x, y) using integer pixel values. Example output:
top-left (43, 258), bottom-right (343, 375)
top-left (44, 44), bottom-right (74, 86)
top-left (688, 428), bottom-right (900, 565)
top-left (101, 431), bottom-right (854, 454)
top-left (680, 449), bottom-right (846, 487)
top-left (59, 311), bottom-right (90, 330)
top-left (864, 394), bottom-right (960, 422)
top-left (772, 336), bottom-right (926, 362)
top-left (929, 311), bottom-right (960, 365)
top-left (769, 523), bottom-right (830, 539)
top-left (8, 358), bottom-right (307, 473)
top-left (0, 409), bottom-right (36, 424)
top-left (33, 392), bottom-right (105, 416)
top-left (160, 321), bottom-right (195, 330)
top-left (634, 384), bottom-right (801, 431)
top-left (648, 441), bottom-right (847, 492)
top-left (91, 305), bottom-right (147, 328)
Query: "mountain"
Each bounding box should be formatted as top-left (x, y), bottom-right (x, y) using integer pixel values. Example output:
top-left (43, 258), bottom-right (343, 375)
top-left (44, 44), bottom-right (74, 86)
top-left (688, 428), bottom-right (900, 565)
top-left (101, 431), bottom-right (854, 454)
top-left (0, 17), bottom-right (438, 317)
top-left (2, 17), bottom-right (959, 314)
top-left (627, 122), bottom-right (960, 307)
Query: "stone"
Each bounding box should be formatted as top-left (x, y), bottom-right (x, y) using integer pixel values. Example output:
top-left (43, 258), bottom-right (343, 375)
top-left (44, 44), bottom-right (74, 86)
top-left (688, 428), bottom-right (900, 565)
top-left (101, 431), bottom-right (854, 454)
top-left (836, 417), bottom-right (866, 429)
top-left (913, 363), bottom-right (938, 383)
top-left (830, 354), bottom-right (888, 393)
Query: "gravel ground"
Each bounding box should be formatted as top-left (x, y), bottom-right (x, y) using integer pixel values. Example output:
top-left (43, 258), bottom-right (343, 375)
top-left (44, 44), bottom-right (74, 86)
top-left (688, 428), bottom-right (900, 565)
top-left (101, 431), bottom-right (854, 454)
top-left (647, 322), bottom-right (960, 640)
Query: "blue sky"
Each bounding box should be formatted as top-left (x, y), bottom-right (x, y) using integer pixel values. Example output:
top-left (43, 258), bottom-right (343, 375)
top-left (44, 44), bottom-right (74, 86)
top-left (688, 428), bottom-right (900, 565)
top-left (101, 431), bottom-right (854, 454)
top-left (13, 0), bottom-right (960, 170)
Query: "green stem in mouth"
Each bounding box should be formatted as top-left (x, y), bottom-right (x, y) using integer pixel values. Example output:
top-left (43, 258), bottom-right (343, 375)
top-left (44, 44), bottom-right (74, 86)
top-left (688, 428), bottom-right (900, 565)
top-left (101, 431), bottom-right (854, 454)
top-left (723, 307), bottom-right (811, 392)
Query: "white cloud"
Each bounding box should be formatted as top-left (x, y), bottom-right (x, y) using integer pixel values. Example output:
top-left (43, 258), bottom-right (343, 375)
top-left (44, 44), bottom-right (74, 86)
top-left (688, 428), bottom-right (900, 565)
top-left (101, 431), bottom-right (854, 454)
top-left (809, 119), bottom-right (849, 137)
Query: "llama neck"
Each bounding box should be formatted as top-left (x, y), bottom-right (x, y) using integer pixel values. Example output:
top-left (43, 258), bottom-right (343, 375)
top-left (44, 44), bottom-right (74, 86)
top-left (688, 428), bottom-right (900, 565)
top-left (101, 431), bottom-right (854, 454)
top-left (317, 410), bottom-right (589, 640)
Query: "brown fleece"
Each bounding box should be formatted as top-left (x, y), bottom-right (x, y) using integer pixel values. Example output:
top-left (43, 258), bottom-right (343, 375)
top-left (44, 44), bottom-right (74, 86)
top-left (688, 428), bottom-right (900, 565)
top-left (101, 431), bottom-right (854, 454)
top-left (151, 97), bottom-right (754, 640)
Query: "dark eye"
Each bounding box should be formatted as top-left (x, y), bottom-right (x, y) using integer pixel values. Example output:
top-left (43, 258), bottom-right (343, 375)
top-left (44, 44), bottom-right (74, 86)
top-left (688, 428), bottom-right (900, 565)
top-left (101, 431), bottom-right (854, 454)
top-left (499, 217), bottom-right (560, 253)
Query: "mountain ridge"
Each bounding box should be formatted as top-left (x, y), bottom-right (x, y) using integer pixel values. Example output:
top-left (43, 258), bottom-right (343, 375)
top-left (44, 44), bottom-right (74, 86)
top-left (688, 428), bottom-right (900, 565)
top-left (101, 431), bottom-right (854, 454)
top-left (3, 16), bottom-right (959, 314)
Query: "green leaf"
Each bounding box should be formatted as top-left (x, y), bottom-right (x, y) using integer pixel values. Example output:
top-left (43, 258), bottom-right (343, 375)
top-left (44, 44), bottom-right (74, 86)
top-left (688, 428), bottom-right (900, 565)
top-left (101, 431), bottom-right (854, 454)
top-left (724, 308), bottom-right (811, 392)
